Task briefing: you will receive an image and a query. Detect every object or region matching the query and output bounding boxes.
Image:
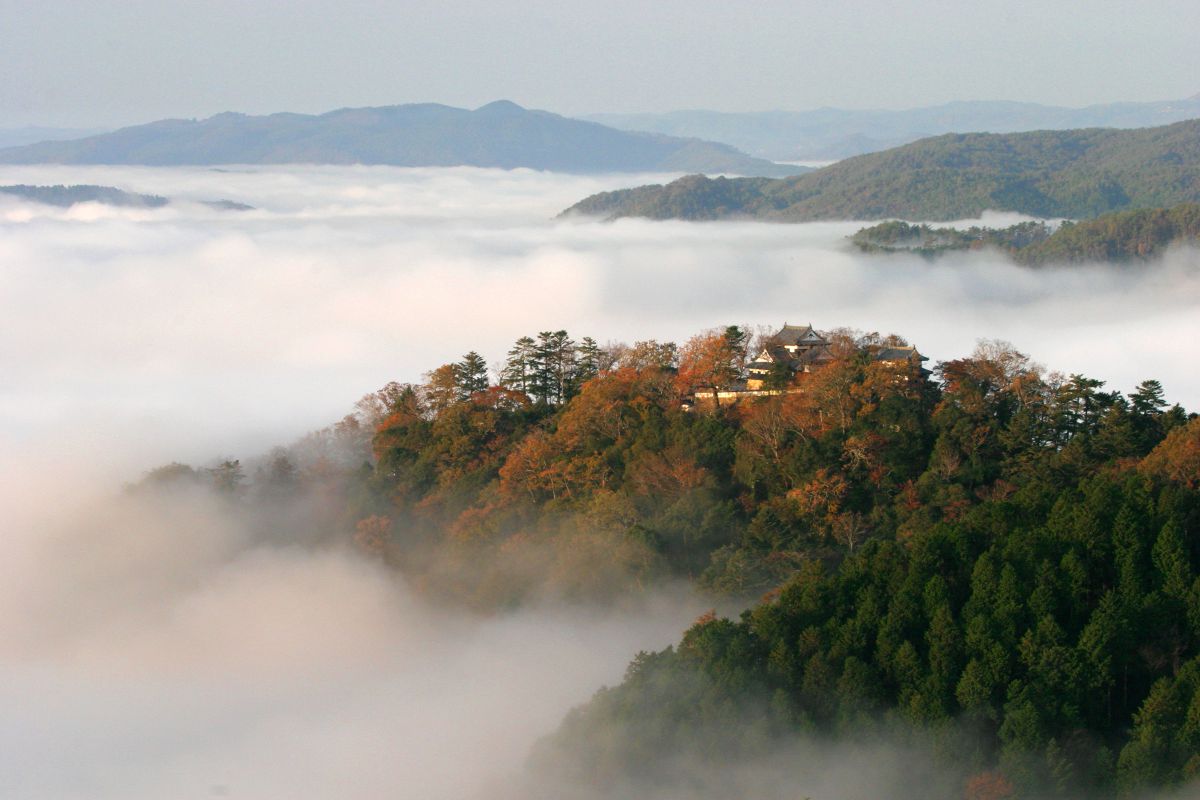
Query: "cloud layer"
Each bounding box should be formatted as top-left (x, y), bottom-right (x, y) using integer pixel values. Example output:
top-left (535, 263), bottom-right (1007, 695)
top-left (1, 164), bottom-right (1198, 798)
top-left (3, 165), bottom-right (1197, 473)
top-left (0, 473), bottom-right (700, 800)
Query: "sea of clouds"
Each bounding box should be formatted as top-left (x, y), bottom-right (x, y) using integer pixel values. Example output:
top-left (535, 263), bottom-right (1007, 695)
top-left (3, 164), bottom-right (1198, 470)
top-left (1, 164), bottom-right (1198, 799)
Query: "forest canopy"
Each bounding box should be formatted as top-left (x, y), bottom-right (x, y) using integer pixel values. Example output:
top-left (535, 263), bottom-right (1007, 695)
top-left (851, 203), bottom-right (1200, 265)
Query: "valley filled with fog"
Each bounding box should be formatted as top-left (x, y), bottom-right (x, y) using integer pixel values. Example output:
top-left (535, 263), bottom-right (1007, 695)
top-left (2, 165), bottom-right (1199, 799)
top-left (3, 165), bottom-right (1198, 470)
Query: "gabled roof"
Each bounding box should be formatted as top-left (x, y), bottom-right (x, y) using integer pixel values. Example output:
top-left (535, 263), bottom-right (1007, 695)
top-left (873, 345), bottom-right (928, 363)
top-left (772, 323), bottom-right (827, 348)
top-left (795, 345), bottom-right (834, 364)
top-left (751, 348), bottom-right (775, 363)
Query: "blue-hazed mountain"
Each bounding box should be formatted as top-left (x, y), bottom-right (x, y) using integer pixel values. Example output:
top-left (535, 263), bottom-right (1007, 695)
top-left (0, 101), bottom-right (803, 177)
top-left (562, 119), bottom-right (1200, 223)
top-left (586, 94), bottom-right (1200, 160)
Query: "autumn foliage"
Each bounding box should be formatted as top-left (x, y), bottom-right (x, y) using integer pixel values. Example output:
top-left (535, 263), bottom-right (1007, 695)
top-left (964, 771), bottom-right (1014, 800)
top-left (145, 322), bottom-right (1199, 795)
top-left (1140, 416), bottom-right (1200, 489)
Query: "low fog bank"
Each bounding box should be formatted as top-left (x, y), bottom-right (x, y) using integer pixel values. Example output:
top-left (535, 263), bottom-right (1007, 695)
top-left (515, 712), bottom-right (1200, 800)
top-left (515, 736), bottom-right (962, 800)
top-left (0, 467), bottom-right (704, 800)
top-left (516, 733), bottom-right (1200, 800)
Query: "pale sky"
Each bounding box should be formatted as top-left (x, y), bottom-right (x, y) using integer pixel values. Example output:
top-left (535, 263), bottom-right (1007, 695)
top-left (3, 0), bottom-right (1200, 128)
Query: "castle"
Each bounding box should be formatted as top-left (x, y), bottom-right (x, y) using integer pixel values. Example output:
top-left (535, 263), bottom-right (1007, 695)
top-left (745, 323), bottom-right (835, 390)
top-left (689, 322), bottom-right (928, 407)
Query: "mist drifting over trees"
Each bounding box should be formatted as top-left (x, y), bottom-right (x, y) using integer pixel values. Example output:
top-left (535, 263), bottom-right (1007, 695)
top-left (2, 164), bottom-right (1199, 798)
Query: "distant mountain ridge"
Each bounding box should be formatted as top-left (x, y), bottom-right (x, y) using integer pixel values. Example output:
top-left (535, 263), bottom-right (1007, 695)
top-left (562, 119), bottom-right (1200, 223)
top-left (0, 101), bottom-right (802, 178)
top-left (586, 94), bottom-right (1200, 160)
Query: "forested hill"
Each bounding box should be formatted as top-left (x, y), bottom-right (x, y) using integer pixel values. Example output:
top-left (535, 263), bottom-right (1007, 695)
top-left (540, 396), bottom-right (1200, 796)
top-left (561, 119), bottom-right (1200, 222)
top-left (143, 322), bottom-right (1199, 797)
top-left (141, 322), bottom-right (1198, 796)
top-left (0, 101), bottom-right (802, 177)
top-left (851, 203), bottom-right (1200, 265)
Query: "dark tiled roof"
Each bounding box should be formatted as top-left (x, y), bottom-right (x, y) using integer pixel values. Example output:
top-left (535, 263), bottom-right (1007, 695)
top-left (873, 345), bottom-right (927, 362)
top-left (772, 323), bottom-right (826, 347)
top-left (794, 345), bottom-right (832, 363)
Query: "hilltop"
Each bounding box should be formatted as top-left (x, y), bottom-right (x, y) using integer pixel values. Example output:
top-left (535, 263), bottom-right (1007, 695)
top-left (0, 101), bottom-right (802, 177)
top-left (586, 94), bottom-right (1200, 160)
top-left (561, 119), bottom-right (1200, 222)
top-left (851, 203), bottom-right (1200, 265)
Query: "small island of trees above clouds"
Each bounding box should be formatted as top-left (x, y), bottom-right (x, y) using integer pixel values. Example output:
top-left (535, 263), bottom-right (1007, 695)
top-left (136, 318), bottom-right (1200, 798)
top-left (850, 203), bottom-right (1200, 265)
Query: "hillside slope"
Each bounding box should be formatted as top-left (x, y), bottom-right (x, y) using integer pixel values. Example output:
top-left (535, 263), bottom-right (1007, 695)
top-left (562, 120), bottom-right (1200, 222)
top-left (0, 101), bottom-right (802, 177)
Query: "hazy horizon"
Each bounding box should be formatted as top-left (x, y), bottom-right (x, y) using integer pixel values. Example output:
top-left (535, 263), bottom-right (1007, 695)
top-left (3, 1), bottom-right (1199, 128)
top-left (8, 91), bottom-right (1200, 139)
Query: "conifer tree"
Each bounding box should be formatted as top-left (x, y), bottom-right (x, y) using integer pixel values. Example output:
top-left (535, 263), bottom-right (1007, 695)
top-left (532, 330), bottom-right (575, 405)
top-left (501, 336), bottom-right (537, 395)
top-left (455, 351), bottom-right (490, 399)
top-left (561, 336), bottom-right (602, 400)
top-left (721, 325), bottom-right (750, 385)
top-left (575, 337), bottom-right (602, 384)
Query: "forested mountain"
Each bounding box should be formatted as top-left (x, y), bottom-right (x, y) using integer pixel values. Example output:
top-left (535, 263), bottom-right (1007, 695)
top-left (586, 94), bottom-right (1200, 160)
top-left (0, 101), bottom-right (802, 177)
top-left (851, 203), bottom-right (1200, 265)
top-left (561, 120), bottom-right (1200, 222)
top-left (142, 319), bottom-right (1200, 796)
top-left (539, 401), bottom-right (1200, 796)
